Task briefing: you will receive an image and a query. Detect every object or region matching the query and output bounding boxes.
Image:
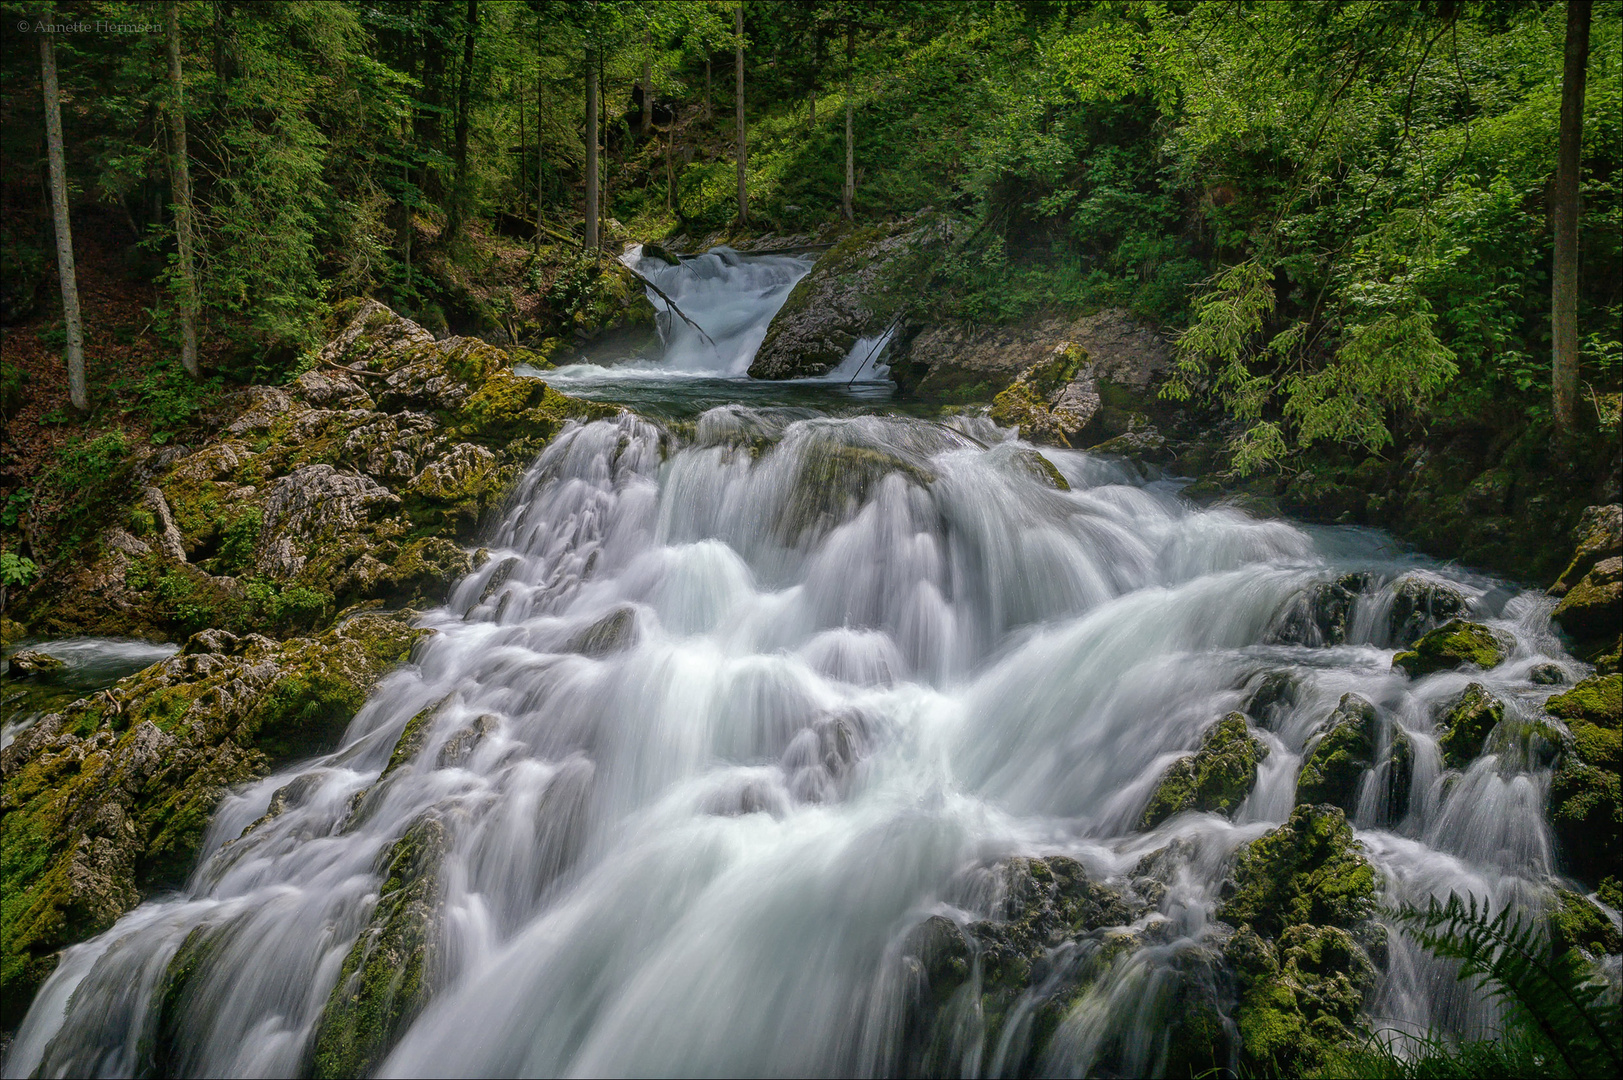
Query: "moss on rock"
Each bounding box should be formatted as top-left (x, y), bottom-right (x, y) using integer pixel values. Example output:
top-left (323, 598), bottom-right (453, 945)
top-left (1140, 712), bottom-right (1269, 828)
top-left (1549, 888), bottom-right (1622, 957)
top-left (1437, 683), bottom-right (1505, 769)
top-left (1220, 803), bottom-right (1377, 938)
top-left (1392, 619), bottom-right (1509, 678)
top-left (1295, 694), bottom-right (1377, 812)
top-left (1547, 674), bottom-right (1623, 886)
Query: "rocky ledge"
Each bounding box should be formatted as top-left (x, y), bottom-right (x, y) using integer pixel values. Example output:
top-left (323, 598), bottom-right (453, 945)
top-left (1, 302), bottom-right (610, 1026)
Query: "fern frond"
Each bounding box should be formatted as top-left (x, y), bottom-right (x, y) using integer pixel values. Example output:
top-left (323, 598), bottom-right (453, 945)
top-left (1390, 893), bottom-right (1621, 1079)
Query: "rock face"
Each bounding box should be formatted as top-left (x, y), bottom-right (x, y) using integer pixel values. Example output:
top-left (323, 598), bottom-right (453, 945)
top-left (1437, 683), bottom-right (1504, 769)
top-left (1217, 803), bottom-right (1381, 1075)
top-left (1295, 694), bottom-right (1377, 811)
top-left (0, 614), bottom-right (427, 1025)
top-left (1545, 674), bottom-right (1622, 888)
top-left (1392, 619), bottom-right (1509, 678)
top-left (1140, 712), bottom-right (1269, 828)
top-left (748, 219), bottom-right (947, 380)
top-left (1551, 512), bottom-right (1623, 671)
top-left (15, 301), bottom-right (610, 642)
top-left (889, 307), bottom-right (1172, 406)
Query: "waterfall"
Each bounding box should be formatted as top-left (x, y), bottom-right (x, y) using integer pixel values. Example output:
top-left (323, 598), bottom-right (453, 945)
top-left (7, 257), bottom-right (1587, 1079)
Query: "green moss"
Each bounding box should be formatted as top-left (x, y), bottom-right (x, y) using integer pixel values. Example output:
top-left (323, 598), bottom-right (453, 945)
top-left (1141, 712), bottom-right (1269, 828)
top-left (1392, 619), bottom-right (1508, 678)
top-left (312, 814), bottom-right (447, 1079)
top-left (1549, 888), bottom-right (1622, 956)
top-left (1295, 694), bottom-right (1377, 811)
top-left (1546, 674), bottom-right (1623, 730)
top-left (1437, 683), bottom-right (1504, 769)
top-left (1220, 803), bottom-right (1377, 938)
top-left (1550, 759), bottom-right (1621, 888)
top-left (383, 698), bottom-right (447, 779)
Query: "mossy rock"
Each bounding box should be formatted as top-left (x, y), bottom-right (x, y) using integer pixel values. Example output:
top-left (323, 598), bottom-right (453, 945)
top-left (312, 812), bottom-right (448, 1079)
top-left (1140, 712), bottom-right (1269, 828)
top-left (1229, 923), bottom-right (1376, 1076)
top-left (1219, 803), bottom-right (1377, 938)
top-left (1387, 575), bottom-right (1467, 646)
top-left (1437, 683), bottom-right (1504, 770)
top-left (1552, 556), bottom-right (1623, 665)
top-left (1547, 675), bottom-right (1623, 886)
top-left (1295, 694), bottom-right (1377, 812)
top-left (1392, 619), bottom-right (1509, 678)
top-left (1549, 888), bottom-right (1622, 957)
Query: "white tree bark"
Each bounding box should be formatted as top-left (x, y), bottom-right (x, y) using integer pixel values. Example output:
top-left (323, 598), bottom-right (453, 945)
top-left (40, 16), bottom-right (87, 411)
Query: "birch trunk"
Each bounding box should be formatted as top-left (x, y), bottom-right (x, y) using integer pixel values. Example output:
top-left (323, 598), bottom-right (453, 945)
top-left (40, 17), bottom-right (87, 410)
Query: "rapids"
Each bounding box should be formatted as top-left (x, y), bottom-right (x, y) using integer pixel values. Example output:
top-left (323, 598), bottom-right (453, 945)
top-left (4, 253), bottom-right (1597, 1079)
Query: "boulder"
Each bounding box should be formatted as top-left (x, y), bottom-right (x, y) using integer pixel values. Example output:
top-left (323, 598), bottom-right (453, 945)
top-left (1552, 556), bottom-right (1623, 672)
top-left (6, 649), bottom-right (64, 677)
top-left (748, 219), bottom-right (947, 380)
top-left (1392, 619), bottom-right (1509, 677)
top-left (1546, 674), bottom-right (1622, 886)
top-left (1140, 712), bottom-right (1269, 828)
top-left (1295, 693), bottom-right (1377, 811)
top-left (1436, 683), bottom-right (1504, 770)
top-left (1386, 575), bottom-right (1467, 646)
top-left (988, 344), bottom-right (1101, 446)
top-left (1271, 573), bottom-right (1371, 647)
top-left (1549, 503), bottom-right (1622, 597)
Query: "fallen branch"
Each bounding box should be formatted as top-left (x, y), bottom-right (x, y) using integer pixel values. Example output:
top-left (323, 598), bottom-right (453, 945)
top-left (611, 259), bottom-right (719, 350)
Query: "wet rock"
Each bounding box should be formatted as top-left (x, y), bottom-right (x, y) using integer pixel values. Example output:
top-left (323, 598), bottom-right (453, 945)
top-left (1549, 888), bottom-right (1622, 958)
top-left (0, 613), bottom-right (427, 1023)
top-left (1530, 662), bottom-right (1566, 685)
top-left (988, 344), bottom-right (1099, 447)
top-left (1392, 619), bottom-right (1510, 678)
top-left (1382, 729), bottom-right (1415, 824)
top-left (1552, 555), bottom-right (1623, 672)
top-left (1295, 693), bottom-right (1378, 812)
top-left (1140, 712), bottom-right (1269, 828)
top-left (1220, 803), bottom-right (1377, 937)
top-left (436, 714), bottom-right (499, 769)
top-left (569, 607), bottom-right (638, 657)
top-left (6, 649), bottom-right (65, 676)
top-left (748, 219), bottom-right (946, 379)
top-left (385, 538), bottom-right (473, 606)
top-left (1546, 674), bottom-right (1622, 887)
top-left (1436, 684), bottom-right (1504, 769)
top-left (1550, 503), bottom-right (1622, 597)
top-left (383, 697), bottom-right (450, 780)
top-left (1272, 574), bottom-right (1371, 647)
top-left (1244, 671), bottom-right (1298, 729)
top-left (476, 556), bottom-right (522, 607)
top-left (312, 812), bottom-right (449, 1079)
top-left (1387, 574), bottom-right (1467, 646)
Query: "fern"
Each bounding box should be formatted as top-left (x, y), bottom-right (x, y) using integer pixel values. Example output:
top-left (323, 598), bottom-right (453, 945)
top-left (1390, 893), bottom-right (1621, 1079)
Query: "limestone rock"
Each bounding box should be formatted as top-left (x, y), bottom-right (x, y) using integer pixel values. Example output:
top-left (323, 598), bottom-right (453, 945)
top-left (1140, 712), bottom-right (1268, 828)
top-left (7, 649), bottom-right (65, 676)
top-left (1552, 555), bottom-right (1622, 670)
top-left (1392, 619), bottom-right (1510, 677)
top-left (257, 465), bottom-right (401, 577)
top-left (1546, 674), bottom-right (1622, 886)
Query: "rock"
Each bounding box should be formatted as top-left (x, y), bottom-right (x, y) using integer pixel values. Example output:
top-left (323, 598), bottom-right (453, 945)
top-left (1549, 888), bottom-right (1622, 957)
top-left (988, 344), bottom-right (1101, 447)
top-left (1552, 555), bottom-right (1623, 672)
top-left (1436, 683), bottom-right (1504, 769)
top-left (1295, 694), bottom-right (1378, 811)
top-left (568, 607), bottom-right (638, 657)
top-left (7, 649), bottom-right (65, 676)
top-left (1222, 803), bottom-right (1377, 937)
top-left (748, 220), bottom-right (947, 380)
top-left (1546, 675), bottom-right (1622, 886)
top-left (1392, 619), bottom-right (1509, 677)
top-left (1550, 504), bottom-right (1622, 597)
top-left (312, 812), bottom-right (448, 1079)
top-left (1140, 712), bottom-right (1269, 828)
top-left (256, 465), bottom-right (402, 578)
top-left (0, 613), bottom-right (427, 1025)
top-left (436, 714), bottom-right (499, 769)
top-left (293, 368), bottom-right (375, 410)
top-left (1218, 804), bottom-right (1380, 1075)
top-left (1245, 671), bottom-right (1298, 729)
top-left (1387, 575), bottom-right (1467, 646)
top-left (1271, 574), bottom-right (1370, 647)
top-left (1530, 662), bottom-right (1565, 685)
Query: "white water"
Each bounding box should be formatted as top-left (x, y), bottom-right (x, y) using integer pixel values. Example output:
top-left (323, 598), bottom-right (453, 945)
top-left (6, 258), bottom-right (1596, 1079)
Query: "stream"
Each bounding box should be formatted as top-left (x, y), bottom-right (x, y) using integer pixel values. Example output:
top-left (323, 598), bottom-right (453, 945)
top-left (5, 250), bottom-right (1594, 1078)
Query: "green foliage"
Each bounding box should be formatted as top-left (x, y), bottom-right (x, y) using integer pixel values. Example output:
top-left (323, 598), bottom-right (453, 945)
top-left (1378, 893), bottom-right (1623, 1080)
top-left (0, 552), bottom-right (40, 587)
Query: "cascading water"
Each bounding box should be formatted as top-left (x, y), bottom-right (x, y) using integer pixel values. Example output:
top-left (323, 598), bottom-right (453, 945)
top-left (6, 255), bottom-right (1601, 1079)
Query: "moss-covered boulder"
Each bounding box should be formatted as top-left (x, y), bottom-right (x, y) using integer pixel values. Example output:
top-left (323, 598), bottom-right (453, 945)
top-left (1392, 619), bottom-right (1509, 678)
top-left (1140, 712), bottom-right (1269, 828)
top-left (1220, 803), bottom-right (1377, 937)
top-left (0, 613), bottom-right (427, 1026)
top-left (1546, 674), bottom-right (1622, 886)
top-left (1271, 574), bottom-right (1371, 647)
top-left (1295, 694), bottom-right (1377, 811)
top-left (312, 812), bottom-right (449, 1079)
top-left (1437, 683), bottom-right (1505, 769)
top-left (1218, 804), bottom-right (1381, 1075)
top-left (1552, 556), bottom-right (1623, 674)
top-left (1387, 575), bottom-right (1467, 646)
top-left (1549, 888), bottom-right (1622, 958)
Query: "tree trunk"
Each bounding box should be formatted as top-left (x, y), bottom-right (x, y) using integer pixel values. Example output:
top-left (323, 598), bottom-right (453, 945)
top-left (1552, 0), bottom-right (1591, 434)
top-left (842, 25), bottom-right (855, 221)
top-left (808, 89), bottom-right (816, 130)
top-left (535, 21), bottom-right (544, 254)
top-left (39, 17), bottom-right (87, 411)
top-left (584, 45), bottom-right (599, 250)
top-left (440, 0), bottom-right (478, 243)
top-left (704, 59), bottom-right (712, 121)
top-left (165, 1), bottom-right (200, 377)
top-left (734, 4), bottom-right (747, 226)
top-left (639, 35), bottom-right (652, 140)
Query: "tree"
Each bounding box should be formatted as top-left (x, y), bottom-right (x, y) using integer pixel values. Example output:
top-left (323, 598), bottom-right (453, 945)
top-left (1553, 0), bottom-right (1592, 435)
top-left (38, 14), bottom-right (87, 411)
top-left (164, 0), bottom-right (200, 377)
top-left (585, 41), bottom-right (600, 249)
top-left (843, 18), bottom-right (854, 221)
top-left (734, 2), bottom-right (747, 225)
top-left (441, 0), bottom-right (480, 243)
